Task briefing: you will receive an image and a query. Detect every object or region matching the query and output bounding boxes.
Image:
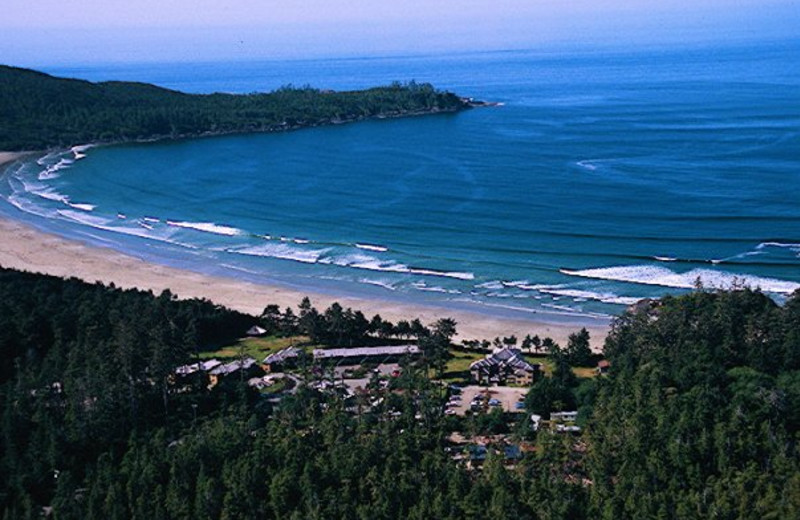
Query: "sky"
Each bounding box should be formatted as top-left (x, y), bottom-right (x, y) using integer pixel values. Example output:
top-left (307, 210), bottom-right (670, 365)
top-left (1, 0), bottom-right (799, 66)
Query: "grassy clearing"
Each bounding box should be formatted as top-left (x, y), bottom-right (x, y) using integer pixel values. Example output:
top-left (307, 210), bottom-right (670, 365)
top-left (446, 351), bottom-right (485, 372)
top-left (440, 350), bottom-right (484, 383)
top-left (523, 354), bottom-right (553, 375)
top-left (200, 335), bottom-right (310, 361)
top-left (572, 366), bottom-right (598, 379)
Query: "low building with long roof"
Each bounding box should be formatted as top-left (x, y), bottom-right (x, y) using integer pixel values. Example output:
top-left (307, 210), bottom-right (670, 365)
top-left (262, 347), bottom-right (301, 372)
top-left (313, 345), bottom-right (420, 364)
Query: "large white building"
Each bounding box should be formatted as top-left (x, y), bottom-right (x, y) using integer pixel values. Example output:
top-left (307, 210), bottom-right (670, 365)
top-left (470, 347), bottom-right (541, 386)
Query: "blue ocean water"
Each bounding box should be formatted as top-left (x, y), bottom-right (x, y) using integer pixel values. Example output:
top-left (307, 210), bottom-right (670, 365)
top-left (2, 41), bottom-right (799, 324)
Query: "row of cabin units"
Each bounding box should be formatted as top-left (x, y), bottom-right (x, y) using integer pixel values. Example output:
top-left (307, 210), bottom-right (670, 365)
top-left (448, 443), bottom-right (527, 470)
top-left (469, 347), bottom-right (542, 386)
top-left (263, 345), bottom-right (421, 371)
top-left (173, 357), bottom-right (262, 388)
top-left (173, 345), bottom-right (422, 387)
top-left (531, 410), bottom-right (581, 433)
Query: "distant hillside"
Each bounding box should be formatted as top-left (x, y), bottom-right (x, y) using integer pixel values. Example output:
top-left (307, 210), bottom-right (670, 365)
top-left (0, 65), bottom-right (469, 151)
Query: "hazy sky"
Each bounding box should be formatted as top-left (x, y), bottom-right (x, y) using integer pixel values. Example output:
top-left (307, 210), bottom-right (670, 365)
top-left (2, 0), bottom-right (798, 65)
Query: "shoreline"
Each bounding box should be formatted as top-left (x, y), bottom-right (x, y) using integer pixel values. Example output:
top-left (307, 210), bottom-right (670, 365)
top-left (0, 152), bottom-right (32, 167)
top-left (0, 214), bottom-right (610, 350)
top-left (0, 149), bottom-right (610, 349)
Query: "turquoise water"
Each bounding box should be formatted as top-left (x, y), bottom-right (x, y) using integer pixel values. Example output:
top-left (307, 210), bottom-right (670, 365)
top-left (2, 41), bottom-right (799, 324)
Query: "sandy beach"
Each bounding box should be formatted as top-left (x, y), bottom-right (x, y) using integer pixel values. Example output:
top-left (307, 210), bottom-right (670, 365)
top-left (0, 214), bottom-right (609, 352)
top-left (0, 152), bottom-right (30, 166)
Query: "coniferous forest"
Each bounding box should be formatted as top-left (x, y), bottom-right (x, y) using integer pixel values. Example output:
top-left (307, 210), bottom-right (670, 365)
top-left (0, 65), bottom-right (469, 151)
top-left (1, 265), bottom-right (799, 519)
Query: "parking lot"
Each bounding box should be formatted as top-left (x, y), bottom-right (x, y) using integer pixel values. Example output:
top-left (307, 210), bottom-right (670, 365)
top-left (446, 385), bottom-right (528, 416)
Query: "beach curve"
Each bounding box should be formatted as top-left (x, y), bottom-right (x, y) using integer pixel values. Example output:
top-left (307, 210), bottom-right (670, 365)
top-left (0, 219), bottom-right (608, 350)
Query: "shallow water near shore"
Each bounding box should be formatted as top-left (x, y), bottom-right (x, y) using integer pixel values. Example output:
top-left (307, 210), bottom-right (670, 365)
top-left (2, 40), bottom-right (799, 326)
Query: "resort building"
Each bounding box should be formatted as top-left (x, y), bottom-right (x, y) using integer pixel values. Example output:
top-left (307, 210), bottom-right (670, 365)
top-left (469, 347), bottom-right (541, 386)
top-left (312, 345), bottom-right (421, 365)
top-left (551, 410), bottom-right (581, 433)
top-left (550, 411), bottom-right (578, 422)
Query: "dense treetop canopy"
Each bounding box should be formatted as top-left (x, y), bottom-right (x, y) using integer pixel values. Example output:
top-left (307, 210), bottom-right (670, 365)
top-left (1, 265), bottom-right (799, 519)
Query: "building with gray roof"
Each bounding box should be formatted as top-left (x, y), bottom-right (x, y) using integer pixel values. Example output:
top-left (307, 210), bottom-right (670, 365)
top-left (469, 347), bottom-right (541, 386)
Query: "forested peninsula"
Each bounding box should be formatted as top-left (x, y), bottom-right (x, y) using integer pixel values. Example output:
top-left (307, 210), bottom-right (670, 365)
top-left (0, 65), bottom-right (470, 151)
top-left (2, 265), bottom-right (799, 519)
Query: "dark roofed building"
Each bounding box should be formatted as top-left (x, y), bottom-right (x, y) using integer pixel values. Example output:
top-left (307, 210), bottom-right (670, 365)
top-left (175, 359), bottom-right (221, 377)
top-left (262, 347), bottom-right (300, 372)
top-left (208, 357), bottom-right (260, 386)
top-left (470, 347), bottom-right (541, 386)
top-left (171, 359), bottom-right (222, 386)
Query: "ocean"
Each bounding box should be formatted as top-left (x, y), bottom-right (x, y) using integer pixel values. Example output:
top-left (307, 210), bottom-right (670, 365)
top-left (2, 40), bottom-right (799, 325)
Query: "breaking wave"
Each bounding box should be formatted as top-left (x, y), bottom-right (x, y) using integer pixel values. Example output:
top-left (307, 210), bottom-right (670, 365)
top-left (320, 253), bottom-right (474, 280)
top-left (757, 242), bottom-right (800, 257)
top-left (575, 160), bottom-right (598, 171)
top-left (411, 281), bottom-right (462, 294)
top-left (166, 220), bottom-right (243, 236)
top-left (560, 265), bottom-right (800, 295)
top-left (355, 243), bottom-right (389, 252)
top-left (359, 278), bottom-right (397, 291)
top-left (64, 201), bottom-right (95, 212)
top-left (535, 288), bottom-right (641, 306)
top-left (226, 243), bottom-right (329, 264)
